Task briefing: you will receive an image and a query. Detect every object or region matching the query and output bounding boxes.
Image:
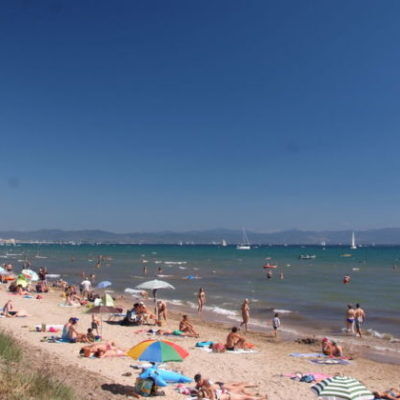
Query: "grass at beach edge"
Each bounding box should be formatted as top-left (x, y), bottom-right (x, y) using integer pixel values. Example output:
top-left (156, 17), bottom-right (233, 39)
top-left (0, 329), bottom-right (75, 400)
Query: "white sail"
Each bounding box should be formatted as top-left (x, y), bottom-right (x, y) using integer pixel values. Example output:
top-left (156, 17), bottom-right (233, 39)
top-left (350, 232), bottom-right (357, 250)
top-left (236, 228), bottom-right (251, 250)
top-left (221, 239), bottom-right (228, 247)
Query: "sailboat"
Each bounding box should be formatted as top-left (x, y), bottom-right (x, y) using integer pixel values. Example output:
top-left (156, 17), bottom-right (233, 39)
top-left (350, 232), bottom-right (357, 250)
top-left (236, 228), bottom-right (251, 250)
top-left (221, 239), bottom-right (228, 247)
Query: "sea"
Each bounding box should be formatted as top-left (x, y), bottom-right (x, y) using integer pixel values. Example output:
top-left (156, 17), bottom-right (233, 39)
top-left (2, 244), bottom-right (400, 343)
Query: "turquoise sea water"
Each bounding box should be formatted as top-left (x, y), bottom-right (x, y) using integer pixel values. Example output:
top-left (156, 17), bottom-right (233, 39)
top-left (2, 244), bottom-right (400, 337)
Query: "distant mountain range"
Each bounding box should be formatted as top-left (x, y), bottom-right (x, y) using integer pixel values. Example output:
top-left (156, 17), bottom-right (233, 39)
top-left (2, 228), bottom-right (400, 245)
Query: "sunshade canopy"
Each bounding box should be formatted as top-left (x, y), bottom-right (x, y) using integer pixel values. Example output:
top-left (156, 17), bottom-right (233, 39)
top-left (127, 339), bottom-right (188, 363)
top-left (135, 279), bottom-right (175, 290)
top-left (312, 376), bottom-right (374, 400)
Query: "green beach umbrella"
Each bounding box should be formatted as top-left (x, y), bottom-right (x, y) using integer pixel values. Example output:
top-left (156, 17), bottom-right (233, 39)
top-left (312, 376), bottom-right (374, 400)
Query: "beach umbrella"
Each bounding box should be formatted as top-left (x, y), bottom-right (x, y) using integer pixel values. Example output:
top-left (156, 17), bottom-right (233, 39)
top-left (87, 293), bottom-right (119, 335)
top-left (312, 376), bottom-right (374, 400)
top-left (0, 266), bottom-right (7, 275)
top-left (16, 274), bottom-right (29, 288)
top-left (127, 339), bottom-right (189, 363)
top-left (21, 269), bottom-right (39, 281)
top-left (135, 279), bottom-right (174, 300)
top-left (96, 280), bottom-right (112, 289)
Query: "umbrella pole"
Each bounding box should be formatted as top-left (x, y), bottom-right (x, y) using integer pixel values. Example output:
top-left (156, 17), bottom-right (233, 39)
top-left (154, 289), bottom-right (158, 321)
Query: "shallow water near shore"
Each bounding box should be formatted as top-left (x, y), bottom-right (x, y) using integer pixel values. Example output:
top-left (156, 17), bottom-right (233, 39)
top-left (3, 244), bottom-right (400, 350)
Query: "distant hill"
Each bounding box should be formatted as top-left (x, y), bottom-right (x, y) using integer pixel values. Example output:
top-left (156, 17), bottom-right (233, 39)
top-left (2, 228), bottom-right (400, 244)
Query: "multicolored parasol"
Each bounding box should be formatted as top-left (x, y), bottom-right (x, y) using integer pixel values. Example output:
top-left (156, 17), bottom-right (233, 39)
top-left (127, 339), bottom-right (189, 363)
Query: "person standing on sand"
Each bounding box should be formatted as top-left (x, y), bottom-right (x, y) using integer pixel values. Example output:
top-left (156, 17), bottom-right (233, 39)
top-left (240, 299), bottom-right (250, 332)
top-left (157, 300), bottom-right (168, 322)
top-left (345, 304), bottom-right (355, 334)
top-left (272, 313), bottom-right (280, 338)
top-left (354, 303), bottom-right (366, 338)
top-left (197, 288), bottom-right (206, 313)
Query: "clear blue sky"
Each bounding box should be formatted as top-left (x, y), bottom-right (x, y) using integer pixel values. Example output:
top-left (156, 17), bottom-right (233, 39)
top-left (1, 1), bottom-right (400, 232)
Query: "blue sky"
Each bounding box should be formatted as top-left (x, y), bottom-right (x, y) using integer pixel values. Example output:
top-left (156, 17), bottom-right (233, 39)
top-left (1, 1), bottom-right (400, 232)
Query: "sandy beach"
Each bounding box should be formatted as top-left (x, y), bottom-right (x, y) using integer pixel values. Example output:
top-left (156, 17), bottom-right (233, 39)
top-left (0, 286), bottom-right (399, 400)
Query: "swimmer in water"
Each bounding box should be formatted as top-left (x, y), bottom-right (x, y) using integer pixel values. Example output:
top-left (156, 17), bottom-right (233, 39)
top-left (267, 271), bottom-right (272, 279)
top-left (343, 275), bottom-right (351, 284)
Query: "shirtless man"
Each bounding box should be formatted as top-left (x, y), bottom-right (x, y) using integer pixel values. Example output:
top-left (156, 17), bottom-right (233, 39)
top-left (240, 299), bottom-right (250, 332)
top-left (157, 300), bottom-right (168, 322)
top-left (197, 288), bottom-right (206, 313)
top-left (226, 327), bottom-right (246, 351)
top-left (345, 304), bottom-right (355, 334)
top-left (354, 303), bottom-right (366, 338)
top-left (179, 315), bottom-right (199, 337)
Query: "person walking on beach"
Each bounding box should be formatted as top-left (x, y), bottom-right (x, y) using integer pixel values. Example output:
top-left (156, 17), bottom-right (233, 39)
top-left (345, 304), bottom-right (355, 334)
top-left (240, 299), bottom-right (250, 332)
top-left (157, 300), bottom-right (168, 322)
top-left (272, 313), bottom-right (280, 338)
top-left (354, 303), bottom-right (366, 338)
top-left (197, 287), bottom-right (206, 313)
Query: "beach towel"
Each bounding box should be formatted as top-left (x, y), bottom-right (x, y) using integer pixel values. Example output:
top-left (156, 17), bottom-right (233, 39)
top-left (283, 373), bottom-right (331, 382)
top-left (310, 358), bottom-right (350, 365)
top-left (289, 353), bottom-right (326, 358)
top-left (196, 341), bottom-right (214, 347)
top-left (58, 303), bottom-right (80, 307)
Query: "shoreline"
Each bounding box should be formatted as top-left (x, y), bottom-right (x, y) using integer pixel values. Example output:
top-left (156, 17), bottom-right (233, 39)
top-left (0, 286), bottom-right (399, 400)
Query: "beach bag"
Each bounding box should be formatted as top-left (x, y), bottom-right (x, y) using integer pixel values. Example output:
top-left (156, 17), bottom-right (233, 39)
top-left (135, 378), bottom-right (154, 397)
top-left (300, 374), bottom-right (315, 383)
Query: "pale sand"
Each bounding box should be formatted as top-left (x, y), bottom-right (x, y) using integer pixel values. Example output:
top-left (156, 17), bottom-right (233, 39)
top-left (0, 287), bottom-right (398, 400)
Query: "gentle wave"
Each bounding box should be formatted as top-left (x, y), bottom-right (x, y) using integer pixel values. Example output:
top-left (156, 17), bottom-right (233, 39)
top-left (167, 299), bottom-right (185, 306)
top-left (204, 305), bottom-right (238, 317)
top-left (164, 261), bottom-right (187, 265)
top-left (273, 309), bottom-right (292, 314)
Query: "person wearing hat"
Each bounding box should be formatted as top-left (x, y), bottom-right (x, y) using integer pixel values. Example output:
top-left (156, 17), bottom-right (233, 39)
top-left (62, 317), bottom-right (87, 342)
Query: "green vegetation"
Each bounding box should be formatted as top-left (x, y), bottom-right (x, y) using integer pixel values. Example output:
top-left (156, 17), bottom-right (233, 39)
top-left (0, 330), bottom-right (22, 363)
top-left (0, 330), bottom-right (75, 400)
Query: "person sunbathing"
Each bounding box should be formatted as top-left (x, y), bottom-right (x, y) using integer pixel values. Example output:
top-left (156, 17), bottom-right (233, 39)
top-left (1, 300), bottom-right (28, 317)
top-left (80, 341), bottom-right (124, 358)
top-left (194, 374), bottom-right (267, 400)
top-left (179, 315), bottom-right (199, 337)
top-left (373, 388), bottom-right (400, 400)
top-left (321, 338), bottom-right (343, 357)
top-left (226, 327), bottom-right (246, 350)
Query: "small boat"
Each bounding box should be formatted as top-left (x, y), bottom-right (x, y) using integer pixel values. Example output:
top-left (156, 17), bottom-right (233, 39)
top-left (236, 228), bottom-right (251, 250)
top-left (298, 254), bottom-right (316, 260)
top-left (263, 263), bottom-right (278, 269)
top-left (341, 254), bottom-right (353, 257)
top-left (221, 239), bottom-right (228, 247)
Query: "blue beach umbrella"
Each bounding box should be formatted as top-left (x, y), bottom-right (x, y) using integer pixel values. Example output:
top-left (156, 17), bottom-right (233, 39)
top-left (96, 280), bottom-right (112, 289)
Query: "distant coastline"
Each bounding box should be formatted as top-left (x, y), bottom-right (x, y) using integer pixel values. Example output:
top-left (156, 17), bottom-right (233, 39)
top-left (3, 227), bottom-right (400, 245)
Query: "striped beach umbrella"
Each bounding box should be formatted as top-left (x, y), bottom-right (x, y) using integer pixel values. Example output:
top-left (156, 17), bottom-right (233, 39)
top-left (312, 376), bottom-right (374, 400)
top-left (127, 339), bottom-right (189, 363)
